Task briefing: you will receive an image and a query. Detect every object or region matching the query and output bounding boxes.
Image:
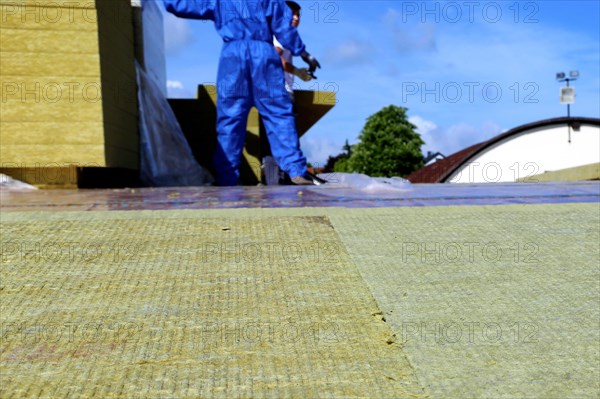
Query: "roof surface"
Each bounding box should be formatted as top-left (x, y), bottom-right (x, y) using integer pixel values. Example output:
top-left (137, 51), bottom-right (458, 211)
top-left (1, 191), bottom-right (598, 398)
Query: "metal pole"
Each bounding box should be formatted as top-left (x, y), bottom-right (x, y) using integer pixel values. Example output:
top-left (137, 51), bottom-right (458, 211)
top-left (566, 79), bottom-right (571, 118)
top-left (566, 79), bottom-right (571, 143)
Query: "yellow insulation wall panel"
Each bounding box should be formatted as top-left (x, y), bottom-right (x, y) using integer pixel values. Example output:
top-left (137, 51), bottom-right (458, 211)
top-left (0, 0), bottom-right (139, 170)
top-left (0, 29), bottom-right (99, 53)
top-left (0, 52), bottom-right (101, 76)
top-left (0, 121), bottom-right (103, 145)
top-left (0, 3), bottom-right (98, 33)
top-left (0, 0), bottom-right (96, 5)
top-left (1, 145), bottom-right (106, 165)
top-left (1, 104), bottom-right (102, 128)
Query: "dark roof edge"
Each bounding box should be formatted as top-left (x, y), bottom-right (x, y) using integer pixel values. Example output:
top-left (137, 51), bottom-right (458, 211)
top-left (439, 116), bottom-right (600, 182)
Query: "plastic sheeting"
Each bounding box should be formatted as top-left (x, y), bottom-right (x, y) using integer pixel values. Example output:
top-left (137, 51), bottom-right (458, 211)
top-left (1, 182), bottom-right (598, 211)
top-left (316, 173), bottom-right (411, 193)
top-left (136, 61), bottom-right (214, 186)
top-left (132, 0), bottom-right (167, 97)
top-left (0, 174), bottom-right (37, 190)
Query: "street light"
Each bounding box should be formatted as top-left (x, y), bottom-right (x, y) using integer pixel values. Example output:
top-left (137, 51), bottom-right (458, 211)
top-left (556, 70), bottom-right (579, 143)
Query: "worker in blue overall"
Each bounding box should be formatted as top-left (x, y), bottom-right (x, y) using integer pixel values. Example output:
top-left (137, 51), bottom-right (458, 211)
top-left (163, 0), bottom-right (324, 186)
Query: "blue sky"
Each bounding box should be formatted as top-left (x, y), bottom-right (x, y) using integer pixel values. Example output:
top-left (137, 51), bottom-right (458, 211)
top-left (162, 1), bottom-right (600, 166)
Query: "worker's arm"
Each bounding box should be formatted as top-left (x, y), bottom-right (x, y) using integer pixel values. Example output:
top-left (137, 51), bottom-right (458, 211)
top-left (267, 0), bottom-right (305, 56)
top-left (275, 46), bottom-right (295, 74)
top-left (163, 0), bottom-right (215, 20)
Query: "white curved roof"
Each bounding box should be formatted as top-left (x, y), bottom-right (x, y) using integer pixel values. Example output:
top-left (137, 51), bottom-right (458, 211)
top-left (446, 118), bottom-right (600, 183)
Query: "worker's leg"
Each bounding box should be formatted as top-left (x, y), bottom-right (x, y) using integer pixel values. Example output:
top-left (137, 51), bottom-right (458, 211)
top-left (251, 45), bottom-right (307, 179)
top-left (214, 96), bottom-right (252, 186)
top-left (214, 43), bottom-right (253, 186)
top-left (254, 98), bottom-right (306, 179)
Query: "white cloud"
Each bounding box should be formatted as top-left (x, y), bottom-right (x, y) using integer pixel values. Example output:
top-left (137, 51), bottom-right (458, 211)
top-left (409, 115), bottom-right (502, 157)
top-left (409, 115), bottom-right (438, 136)
top-left (409, 114), bottom-right (438, 152)
top-left (324, 39), bottom-right (374, 66)
top-left (300, 137), bottom-right (344, 166)
top-left (163, 12), bottom-right (194, 56)
top-left (167, 80), bottom-right (184, 90)
top-left (166, 80), bottom-right (194, 98)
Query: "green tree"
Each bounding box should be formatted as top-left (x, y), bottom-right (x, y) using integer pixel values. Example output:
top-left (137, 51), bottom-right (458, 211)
top-left (347, 105), bottom-right (424, 177)
top-left (324, 139), bottom-right (353, 173)
top-left (333, 157), bottom-right (351, 173)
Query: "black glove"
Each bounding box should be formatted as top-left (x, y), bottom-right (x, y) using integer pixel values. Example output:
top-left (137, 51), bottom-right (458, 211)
top-left (301, 50), bottom-right (321, 75)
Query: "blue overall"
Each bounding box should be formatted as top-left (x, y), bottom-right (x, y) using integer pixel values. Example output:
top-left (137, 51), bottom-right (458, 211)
top-left (163, 0), bottom-right (308, 185)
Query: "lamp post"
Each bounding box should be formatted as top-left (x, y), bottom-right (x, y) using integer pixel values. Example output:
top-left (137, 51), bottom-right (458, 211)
top-left (556, 70), bottom-right (579, 142)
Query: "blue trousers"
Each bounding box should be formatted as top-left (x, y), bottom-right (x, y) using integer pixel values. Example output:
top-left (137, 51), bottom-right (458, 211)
top-left (213, 40), bottom-right (307, 186)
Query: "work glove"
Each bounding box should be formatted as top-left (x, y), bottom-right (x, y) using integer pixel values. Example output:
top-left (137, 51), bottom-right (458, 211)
top-left (293, 67), bottom-right (313, 82)
top-left (301, 50), bottom-right (321, 76)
